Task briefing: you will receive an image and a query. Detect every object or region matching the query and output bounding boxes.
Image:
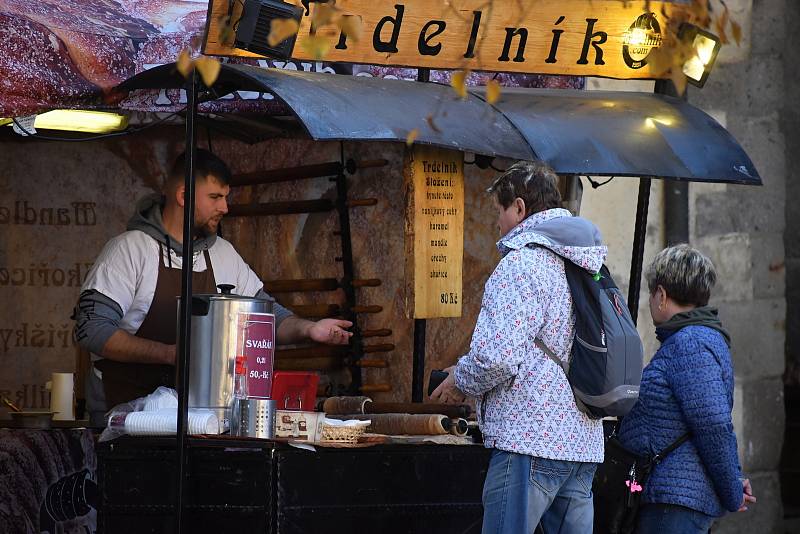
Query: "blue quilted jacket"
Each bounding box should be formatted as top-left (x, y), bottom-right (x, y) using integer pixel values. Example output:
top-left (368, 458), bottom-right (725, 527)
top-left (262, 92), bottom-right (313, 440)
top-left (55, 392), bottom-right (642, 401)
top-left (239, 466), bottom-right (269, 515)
top-left (618, 325), bottom-right (742, 517)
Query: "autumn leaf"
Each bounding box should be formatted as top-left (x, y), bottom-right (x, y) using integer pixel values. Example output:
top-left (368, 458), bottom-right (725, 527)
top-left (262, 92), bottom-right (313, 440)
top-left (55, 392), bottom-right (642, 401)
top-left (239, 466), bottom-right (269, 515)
top-left (311, 3), bottom-right (336, 31)
top-left (176, 49), bottom-right (193, 78)
top-left (670, 68), bottom-right (688, 96)
top-left (268, 18), bottom-right (300, 47)
top-left (300, 34), bottom-right (331, 59)
top-left (486, 79), bottom-right (501, 104)
top-left (195, 56), bottom-right (221, 87)
top-left (217, 15), bottom-right (234, 44)
top-left (406, 128), bottom-right (419, 146)
top-left (451, 70), bottom-right (469, 99)
top-left (714, 5), bottom-right (729, 44)
top-left (645, 47), bottom-right (672, 76)
top-left (731, 20), bottom-right (742, 46)
top-left (426, 114), bottom-right (442, 133)
top-left (337, 15), bottom-right (363, 43)
top-left (690, 0), bottom-right (711, 27)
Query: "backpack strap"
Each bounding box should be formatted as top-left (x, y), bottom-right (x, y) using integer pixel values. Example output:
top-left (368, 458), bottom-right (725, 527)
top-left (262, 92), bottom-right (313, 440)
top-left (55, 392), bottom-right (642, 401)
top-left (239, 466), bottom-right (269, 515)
top-left (534, 338), bottom-right (570, 375)
top-left (535, 338), bottom-right (595, 415)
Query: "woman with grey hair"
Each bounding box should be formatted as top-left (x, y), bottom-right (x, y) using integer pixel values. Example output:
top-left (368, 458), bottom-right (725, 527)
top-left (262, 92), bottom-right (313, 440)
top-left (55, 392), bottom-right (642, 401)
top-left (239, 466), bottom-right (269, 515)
top-left (617, 244), bottom-right (756, 532)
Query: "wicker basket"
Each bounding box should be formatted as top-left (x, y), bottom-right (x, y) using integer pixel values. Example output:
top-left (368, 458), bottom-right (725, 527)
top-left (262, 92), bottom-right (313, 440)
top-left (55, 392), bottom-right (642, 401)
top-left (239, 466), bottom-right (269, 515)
top-left (319, 422), bottom-right (369, 444)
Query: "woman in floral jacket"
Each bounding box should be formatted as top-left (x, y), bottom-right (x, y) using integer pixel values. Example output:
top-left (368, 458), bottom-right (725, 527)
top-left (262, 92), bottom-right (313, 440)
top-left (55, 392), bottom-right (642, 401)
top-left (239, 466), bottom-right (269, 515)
top-left (433, 161), bottom-right (606, 534)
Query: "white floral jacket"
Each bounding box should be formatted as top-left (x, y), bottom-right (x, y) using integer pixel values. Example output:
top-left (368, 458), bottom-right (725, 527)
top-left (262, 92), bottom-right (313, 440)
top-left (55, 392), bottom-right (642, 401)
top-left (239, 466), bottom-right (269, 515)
top-left (454, 208), bottom-right (606, 462)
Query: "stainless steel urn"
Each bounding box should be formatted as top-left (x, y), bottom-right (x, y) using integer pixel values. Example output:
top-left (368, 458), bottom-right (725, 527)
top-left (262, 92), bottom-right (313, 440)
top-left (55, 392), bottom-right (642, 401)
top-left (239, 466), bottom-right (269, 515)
top-left (180, 284), bottom-right (274, 428)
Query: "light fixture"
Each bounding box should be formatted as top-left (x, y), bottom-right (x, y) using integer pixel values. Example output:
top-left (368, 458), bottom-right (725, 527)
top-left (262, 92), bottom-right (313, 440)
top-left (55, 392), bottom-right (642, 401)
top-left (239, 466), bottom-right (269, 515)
top-left (1, 110), bottom-right (129, 134)
top-left (680, 23), bottom-right (721, 88)
top-left (235, 0), bottom-right (304, 59)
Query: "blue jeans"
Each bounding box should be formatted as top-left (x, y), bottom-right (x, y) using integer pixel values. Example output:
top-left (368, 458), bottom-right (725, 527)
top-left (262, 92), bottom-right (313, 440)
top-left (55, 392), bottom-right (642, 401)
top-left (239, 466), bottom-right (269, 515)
top-left (636, 503), bottom-right (715, 533)
top-left (481, 449), bottom-right (597, 534)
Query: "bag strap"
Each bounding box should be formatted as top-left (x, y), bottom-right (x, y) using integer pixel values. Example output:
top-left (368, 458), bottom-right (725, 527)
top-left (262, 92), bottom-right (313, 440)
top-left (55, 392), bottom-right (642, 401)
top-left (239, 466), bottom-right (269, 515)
top-left (652, 433), bottom-right (690, 464)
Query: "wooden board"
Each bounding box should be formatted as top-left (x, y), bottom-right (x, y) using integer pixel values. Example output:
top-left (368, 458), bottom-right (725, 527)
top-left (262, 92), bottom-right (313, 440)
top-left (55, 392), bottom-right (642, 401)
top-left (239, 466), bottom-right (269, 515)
top-left (204, 0), bottom-right (688, 79)
top-left (403, 146), bottom-right (464, 319)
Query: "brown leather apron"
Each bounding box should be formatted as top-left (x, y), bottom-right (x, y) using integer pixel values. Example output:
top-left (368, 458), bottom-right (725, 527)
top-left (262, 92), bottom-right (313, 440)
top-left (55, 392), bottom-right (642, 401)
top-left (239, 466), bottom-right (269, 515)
top-left (95, 243), bottom-right (217, 408)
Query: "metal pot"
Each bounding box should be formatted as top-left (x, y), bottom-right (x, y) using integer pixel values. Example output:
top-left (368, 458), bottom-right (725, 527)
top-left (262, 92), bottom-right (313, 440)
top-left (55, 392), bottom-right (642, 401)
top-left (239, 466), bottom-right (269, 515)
top-left (11, 411), bottom-right (55, 429)
top-left (182, 284), bottom-right (274, 428)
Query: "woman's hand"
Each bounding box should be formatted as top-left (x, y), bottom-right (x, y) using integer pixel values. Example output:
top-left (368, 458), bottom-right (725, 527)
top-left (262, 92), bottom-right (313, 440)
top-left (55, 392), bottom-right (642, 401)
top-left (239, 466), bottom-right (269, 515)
top-left (738, 478), bottom-right (756, 512)
top-left (430, 365), bottom-right (467, 404)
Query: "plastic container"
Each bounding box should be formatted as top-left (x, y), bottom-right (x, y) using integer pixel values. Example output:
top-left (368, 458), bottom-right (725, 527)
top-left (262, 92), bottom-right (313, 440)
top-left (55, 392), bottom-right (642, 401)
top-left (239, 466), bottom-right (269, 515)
top-left (271, 372), bottom-right (319, 411)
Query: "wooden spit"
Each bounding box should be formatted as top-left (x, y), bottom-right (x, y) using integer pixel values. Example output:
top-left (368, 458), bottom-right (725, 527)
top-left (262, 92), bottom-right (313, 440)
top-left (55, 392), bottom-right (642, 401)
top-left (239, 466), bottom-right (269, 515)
top-left (230, 159), bottom-right (388, 187)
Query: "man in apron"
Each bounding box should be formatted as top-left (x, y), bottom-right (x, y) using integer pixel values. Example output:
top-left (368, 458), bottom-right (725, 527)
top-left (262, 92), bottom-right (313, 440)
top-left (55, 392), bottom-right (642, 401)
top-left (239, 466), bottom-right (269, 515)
top-left (73, 149), bottom-right (352, 426)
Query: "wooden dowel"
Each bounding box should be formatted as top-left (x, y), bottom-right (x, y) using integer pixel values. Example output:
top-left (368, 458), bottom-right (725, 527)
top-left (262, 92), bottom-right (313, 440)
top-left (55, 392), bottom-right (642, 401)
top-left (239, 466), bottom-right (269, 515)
top-left (365, 402), bottom-right (472, 419)
top-left (363, 343), bottom-right (394, 354)
top-left (346, 199), bottom-right (377, 208)
top-left (274, 357), bottom-right (344, 371)
top-left (264, 278), bottom-right (339, 293)
top-left (361, 328), bottom-right (392, 338)
top-left (283, 303), bottom-right (382, 317)
top-left (232, 162), bottom-right (343, 186)
top-left (263, 278), bottom-right (382, 293)
top-left (360, 384), bottom-right (391, 393)
top-left (227, 200), bottom-right (333, 217)
top-left (276, 346), bottom-right (347, 359)
top-left (355, 159), bottom-right (389, 170)
top-left (275, 343), bottom-right (393, 359)
top-left (352, 305), bottom-right (382, 314)
top-left (228, 198), bottom-right (377, 217)
top-left (230, 159), bottom-right (388, 188)
top-left (287, 303), bottom-right (340, 318)
top-left (355, 359), bottom-right (388, 368)
top-left (352, 279), bottom-right (381, 288)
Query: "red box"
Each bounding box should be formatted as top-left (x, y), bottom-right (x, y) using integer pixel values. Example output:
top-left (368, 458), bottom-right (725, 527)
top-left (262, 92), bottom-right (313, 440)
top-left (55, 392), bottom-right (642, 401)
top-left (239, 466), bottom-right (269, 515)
top-left (271, 372), bottom-right (319, 411)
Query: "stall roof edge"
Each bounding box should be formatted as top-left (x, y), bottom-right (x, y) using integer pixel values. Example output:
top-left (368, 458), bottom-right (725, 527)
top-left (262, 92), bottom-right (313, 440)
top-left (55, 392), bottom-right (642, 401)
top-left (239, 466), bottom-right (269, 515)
top-left (115, 63), bottom-right (761, 186)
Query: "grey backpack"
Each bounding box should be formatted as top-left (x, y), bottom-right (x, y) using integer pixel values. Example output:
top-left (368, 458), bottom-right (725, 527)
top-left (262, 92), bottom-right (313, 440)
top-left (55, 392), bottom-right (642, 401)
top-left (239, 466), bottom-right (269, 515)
top-left (536, 263), bottom-right (644, 419)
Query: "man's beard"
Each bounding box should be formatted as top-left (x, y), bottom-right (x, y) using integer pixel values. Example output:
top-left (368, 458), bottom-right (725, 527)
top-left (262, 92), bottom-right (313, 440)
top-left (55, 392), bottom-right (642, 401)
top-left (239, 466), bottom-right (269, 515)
top-left (194, 216), bottom-right (221, 236)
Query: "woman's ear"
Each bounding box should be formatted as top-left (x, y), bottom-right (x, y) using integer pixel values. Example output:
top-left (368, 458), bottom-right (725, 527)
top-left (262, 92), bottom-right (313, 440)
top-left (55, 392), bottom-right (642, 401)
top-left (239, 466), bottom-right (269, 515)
top-left (656, 285), bottom-right (667, 310)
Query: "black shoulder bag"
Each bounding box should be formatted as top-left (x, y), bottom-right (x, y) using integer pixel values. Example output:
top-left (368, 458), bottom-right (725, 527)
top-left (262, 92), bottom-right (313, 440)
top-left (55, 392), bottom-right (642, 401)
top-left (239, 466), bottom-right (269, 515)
top-left (592, 429), bottom-right (690, 534)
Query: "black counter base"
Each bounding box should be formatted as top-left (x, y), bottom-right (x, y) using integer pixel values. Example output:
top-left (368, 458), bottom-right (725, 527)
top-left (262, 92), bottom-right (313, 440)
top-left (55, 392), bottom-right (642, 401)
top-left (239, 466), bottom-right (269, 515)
top-left (97, 437), bottom-right (491, 534)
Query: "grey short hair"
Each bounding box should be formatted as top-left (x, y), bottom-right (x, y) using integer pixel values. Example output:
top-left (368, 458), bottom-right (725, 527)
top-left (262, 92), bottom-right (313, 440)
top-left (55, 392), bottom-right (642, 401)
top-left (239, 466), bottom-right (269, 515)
top-left (486, 160), bottom-right (562, 216)
top-left (645, 244), bottom-right (717, 307)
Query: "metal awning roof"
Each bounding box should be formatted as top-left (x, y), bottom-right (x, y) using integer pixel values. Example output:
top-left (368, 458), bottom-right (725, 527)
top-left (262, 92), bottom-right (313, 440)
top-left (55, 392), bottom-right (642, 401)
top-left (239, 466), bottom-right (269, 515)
top-left (119, 63), bottom-right (760, 185)
top-left (483, 88), bottom-right (759, 184)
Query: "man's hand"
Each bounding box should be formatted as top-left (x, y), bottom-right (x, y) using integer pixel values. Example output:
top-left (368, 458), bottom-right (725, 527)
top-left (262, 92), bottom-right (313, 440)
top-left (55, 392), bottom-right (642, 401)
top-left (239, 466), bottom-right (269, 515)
top-left (308, 318), bottom-right (353, 345)
top-left (430, 365), bottom-right (467, 404)
top-left (738, 478), bottom-right (756, 512)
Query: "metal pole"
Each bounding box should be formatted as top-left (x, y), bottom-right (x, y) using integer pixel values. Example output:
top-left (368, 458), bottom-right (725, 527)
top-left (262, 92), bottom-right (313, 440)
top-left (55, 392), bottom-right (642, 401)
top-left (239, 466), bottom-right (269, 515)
top-left (411, 319), bottom-right (426, 402)
top-left (175, 71), bottom-right (198, 534)
top-left (411, 66), bottom-right (430, 403)
top-left (627, 79), bottom-right (680, 325)
top-left (627, 178), bottom-right (651, 325)
top-left (333, 165), bottom-right (363, 394)
top-left (657, 79), bottom-right (689, 246)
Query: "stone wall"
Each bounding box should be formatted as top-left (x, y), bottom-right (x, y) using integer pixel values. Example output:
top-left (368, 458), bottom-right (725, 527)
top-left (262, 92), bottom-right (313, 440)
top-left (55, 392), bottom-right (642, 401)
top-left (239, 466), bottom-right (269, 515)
top-left (581, 2), bottom-right (790, 530)
top-left (685, 1), bottom-right (788, 531)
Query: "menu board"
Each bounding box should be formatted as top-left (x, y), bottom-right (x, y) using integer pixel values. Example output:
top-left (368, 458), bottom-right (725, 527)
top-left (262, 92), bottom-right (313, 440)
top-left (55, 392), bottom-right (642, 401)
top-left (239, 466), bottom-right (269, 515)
top-left (236, 312), bottom-right (275, 398)
top-left (403, 146), bottom-right (464, 318)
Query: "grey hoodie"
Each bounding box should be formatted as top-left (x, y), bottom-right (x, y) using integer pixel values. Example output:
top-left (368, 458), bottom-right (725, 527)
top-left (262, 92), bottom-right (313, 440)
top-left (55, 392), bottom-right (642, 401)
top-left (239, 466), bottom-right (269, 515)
top-left (127, 193), bottom-right (217, 256)
top-left (498, 208), bottom-right (607, 275)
